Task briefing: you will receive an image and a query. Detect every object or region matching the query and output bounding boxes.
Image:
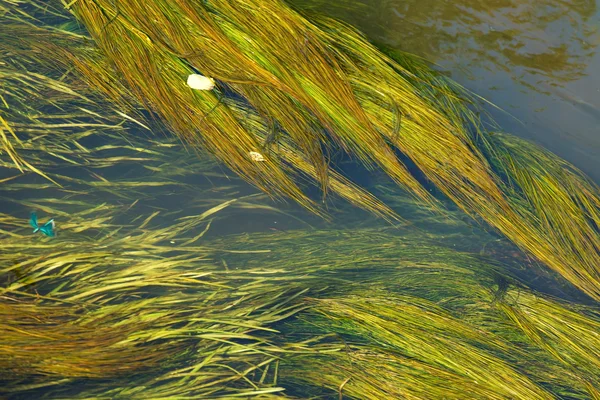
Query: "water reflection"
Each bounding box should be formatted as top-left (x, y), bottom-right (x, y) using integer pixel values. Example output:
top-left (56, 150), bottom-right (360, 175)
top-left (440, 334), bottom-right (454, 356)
top-left (298, 0), bottom-right (597, 87)
top-left (293, 0), bottom-right (600, 182)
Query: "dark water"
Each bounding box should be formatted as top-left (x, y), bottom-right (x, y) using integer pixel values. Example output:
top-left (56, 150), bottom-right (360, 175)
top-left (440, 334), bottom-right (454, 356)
top-left (296, 0), bottom-right (600, 183)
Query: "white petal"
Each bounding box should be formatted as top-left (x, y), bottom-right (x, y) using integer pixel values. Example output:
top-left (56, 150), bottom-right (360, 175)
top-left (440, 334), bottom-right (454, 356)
top-left (186, 74), bottom-right (215, 90)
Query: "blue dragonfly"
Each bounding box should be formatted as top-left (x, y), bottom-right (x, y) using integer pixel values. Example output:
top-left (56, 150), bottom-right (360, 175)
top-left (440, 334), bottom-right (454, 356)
top-left (29, 212), bottom-right (56, 237)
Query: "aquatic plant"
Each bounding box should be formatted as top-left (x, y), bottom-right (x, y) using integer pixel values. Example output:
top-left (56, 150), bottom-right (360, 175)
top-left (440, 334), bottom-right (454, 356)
top-left (54, 0), bottom-right (600, 300)
top-left (1, 3), bottom-right (600, 399)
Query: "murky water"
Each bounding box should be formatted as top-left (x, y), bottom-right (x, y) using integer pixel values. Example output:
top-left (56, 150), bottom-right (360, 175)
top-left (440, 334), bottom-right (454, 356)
top-left (296, 0), bottom-right (600, 182)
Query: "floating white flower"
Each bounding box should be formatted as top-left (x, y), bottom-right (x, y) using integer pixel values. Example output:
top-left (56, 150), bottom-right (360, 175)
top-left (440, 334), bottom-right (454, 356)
top-left (249, 151), bottom-right (265, 162)
top-left (186, 74), bottom-right (215, 90)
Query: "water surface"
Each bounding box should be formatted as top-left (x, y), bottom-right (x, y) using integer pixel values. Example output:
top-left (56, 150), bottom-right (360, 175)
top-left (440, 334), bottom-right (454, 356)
top-left (298, 0), bottom-right (600, 182)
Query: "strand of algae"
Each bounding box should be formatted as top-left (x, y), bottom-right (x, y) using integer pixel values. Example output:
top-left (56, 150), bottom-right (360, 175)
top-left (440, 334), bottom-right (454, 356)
top-left (1, 7), bottom-right (600, 399)
top-left (3, 0), bottom-right (599, 300)
top-left (0, 22), bottom-right (317, 395)
top-left (58, 0), bottom-right (600, 300)
top-left (212, 226), bottom-right (600, 398)
top-left (3, 124), bottom-right (600, 399)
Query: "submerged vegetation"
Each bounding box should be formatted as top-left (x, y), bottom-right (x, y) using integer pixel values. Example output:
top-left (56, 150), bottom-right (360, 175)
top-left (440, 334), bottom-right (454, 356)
top-left (61, 0), bottom-right (600, 301)
top-left (1, 0), bottom-right (599, 398)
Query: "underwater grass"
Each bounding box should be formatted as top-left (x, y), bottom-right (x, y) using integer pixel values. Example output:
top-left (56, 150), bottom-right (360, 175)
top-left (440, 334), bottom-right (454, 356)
top-left (0, 133), bottom-right (310, 397)
top-left (4, 191), bottom-right (600, 399)
top-left (2, 5), bottom-right (600, 399)
top-left (301, 296), bottom-right (555, 400)
top-left (57, 0), bottom-right (600, 301)
top-left (3, 67), bottom-right (598, 396)
top-left (211, 225), bottom-right (600, 398)
top-left (498, 289), bottom-right (600, 388)
top-left (2, 136), bottom-right (600, 399)
top-left (0, 29), bottom-right (320, 393)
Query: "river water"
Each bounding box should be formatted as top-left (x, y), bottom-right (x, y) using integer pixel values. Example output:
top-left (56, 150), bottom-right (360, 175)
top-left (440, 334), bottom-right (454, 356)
top-left (296, 0), bottom-right (600, 182)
